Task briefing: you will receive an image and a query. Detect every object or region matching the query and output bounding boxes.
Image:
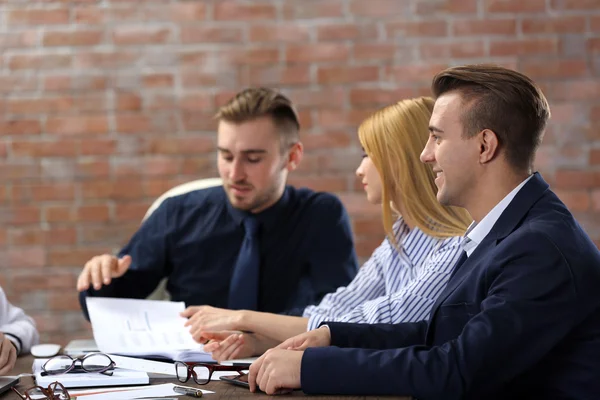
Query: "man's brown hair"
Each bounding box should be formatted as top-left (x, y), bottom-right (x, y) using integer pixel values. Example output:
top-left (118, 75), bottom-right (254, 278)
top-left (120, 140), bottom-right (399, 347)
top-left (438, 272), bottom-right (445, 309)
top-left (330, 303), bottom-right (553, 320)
top-left (215, 87), bottom-right (300, 152)
top-left (431, 64), bottom-right (551, 172)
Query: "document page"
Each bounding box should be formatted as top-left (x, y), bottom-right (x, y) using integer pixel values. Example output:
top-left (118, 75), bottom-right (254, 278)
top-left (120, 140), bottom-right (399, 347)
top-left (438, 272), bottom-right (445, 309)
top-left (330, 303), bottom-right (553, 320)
top-left (86, 298), bottom-right (200, 355)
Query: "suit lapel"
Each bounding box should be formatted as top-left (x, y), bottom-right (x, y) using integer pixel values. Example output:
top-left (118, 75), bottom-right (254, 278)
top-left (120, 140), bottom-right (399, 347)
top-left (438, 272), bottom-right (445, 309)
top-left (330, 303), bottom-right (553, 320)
top-left (425, 173), bottom-right (551, 342)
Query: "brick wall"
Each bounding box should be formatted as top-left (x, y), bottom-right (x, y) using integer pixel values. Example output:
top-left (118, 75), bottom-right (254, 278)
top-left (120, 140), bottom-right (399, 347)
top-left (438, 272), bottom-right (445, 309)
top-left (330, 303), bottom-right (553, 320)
top-left (1, 0), bottom-right (599, 344)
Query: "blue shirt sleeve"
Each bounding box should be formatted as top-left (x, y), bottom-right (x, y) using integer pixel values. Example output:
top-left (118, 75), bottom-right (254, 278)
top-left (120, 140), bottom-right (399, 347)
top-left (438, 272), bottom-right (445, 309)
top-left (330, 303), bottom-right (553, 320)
top-left (79, 199), bottom-right (173, 319)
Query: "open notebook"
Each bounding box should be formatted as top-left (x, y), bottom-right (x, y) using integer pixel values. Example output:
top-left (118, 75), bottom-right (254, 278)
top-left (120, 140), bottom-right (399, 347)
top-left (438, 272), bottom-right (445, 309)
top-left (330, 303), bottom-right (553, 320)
top-left (86, 297), bottom-right (213, 362)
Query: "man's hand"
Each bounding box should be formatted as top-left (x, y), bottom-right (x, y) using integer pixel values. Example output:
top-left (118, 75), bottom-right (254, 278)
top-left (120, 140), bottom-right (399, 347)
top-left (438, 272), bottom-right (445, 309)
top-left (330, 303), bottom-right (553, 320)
top-left (0, 333), bottom-right (17, 375)
top-left (248, 349), bottom-right (302, 395)
top-left (180, 306), bottom-right (243, 343)
top-left (277, 325), bottom-right (331, 351)
top-left (76, 254), bottom-right (132, 292)
top-left (203, 331), bottom-right (277, 362)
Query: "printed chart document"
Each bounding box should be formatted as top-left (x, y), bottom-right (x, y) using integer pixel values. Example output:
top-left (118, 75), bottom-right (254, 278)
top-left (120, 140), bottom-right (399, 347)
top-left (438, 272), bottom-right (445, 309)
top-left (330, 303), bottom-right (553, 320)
top-left (86, 297), bottom-right (212, 362)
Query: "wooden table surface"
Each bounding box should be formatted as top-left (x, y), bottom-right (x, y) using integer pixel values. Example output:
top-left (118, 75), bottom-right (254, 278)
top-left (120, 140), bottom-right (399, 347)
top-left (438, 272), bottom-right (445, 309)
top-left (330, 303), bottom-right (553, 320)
top-left (3, 355), bottom-right (410, 400)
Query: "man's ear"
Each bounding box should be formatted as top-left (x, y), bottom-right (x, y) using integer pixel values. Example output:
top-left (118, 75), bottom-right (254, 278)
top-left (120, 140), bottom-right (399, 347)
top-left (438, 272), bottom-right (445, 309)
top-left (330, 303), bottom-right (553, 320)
top-left (479, 129), bottom-right (499, 164)
top-left (286, 142), bottom-right (303, 171)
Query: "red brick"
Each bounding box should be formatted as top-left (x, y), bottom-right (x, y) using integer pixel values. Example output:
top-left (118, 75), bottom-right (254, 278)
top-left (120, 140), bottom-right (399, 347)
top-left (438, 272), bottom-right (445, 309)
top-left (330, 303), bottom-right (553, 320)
top-left (7, 247), bottom-right (46, 268)
top-left (354, 237), bottom-right (382, 259)
top-left (386, 63), bottom-right (448, 84)
top-left (353, 218), bottom-right (385, 236)
top-left (145, 135), bottom-right (214, 155)
top-left (75, 51), bottom-right (140, 68)
top-left (181, 71), bottom-right (221, 87)
top-left (550, 0), bottom-right (600, 9)
top-left (46, 115), bottom-right (109, 135)
top-left (286, 44), bottom-right (350, 63)
top-left (316, 24), bottom-right (378, 41)
top-left (145, 94), bottom-right (178, 111)
top-left (453, 19), bottom-right (517, 35)
top-left (520, 58), bottom-right (588, 79)
top-left (0, 161), bottom-right (40, 180)
top-left (168, 2), bottom-right (207, 21)
top-left (0, 142), bottom-right (6, 158)
top-left (592, 190), bottom-right (600, 211)
top-left (490, 38), bottom-right (558, 56)
top-left (590, 149), bottom-right (600, 165)
top-left (81, 180), bottom-right (144, 200)
top-left (0, 206), bottom-right (41, 225)
top-left (12, 183), bottom-right (75, 202)
top-left (317, 109), bottom-right (377, 129)
top-left (179, 93), bottom-right (214, 112)
top-left (387, 21), bottom-right (449, 38)
top-left (302, 132), bottom-right (353, 151)
top-left (349, 88), bottom-right (418, 106)
top-left (75, 160), bottom-right (110, 178)
top-left (114, 202), bottom-right (152, 221)
top-left (0, 230), bottom-right (6, 247)
top-left (115, 92), bottom-right (142, 111)
top-left (142, 73), bottom-right (174, 88)
top-left (285, 88), bottom-right (346, 110)
top-left (588, 38), bottom-right (600, 53)
top-left (522, 16), bottom-right (586, 34)
top-left (219, 47), bottom-right (280, 65)
top-left (288, 176), bottom-right (348, 192)
top-left (317, 66), bottom-right (380, 84)
top-left (9, 228), bottom-right (76, 247)
top-left (8, 54), bottom-right (72, 70)
top-left (43, 30), bottom-right (103, 47)
top-left (0, 76), bottom-right (38, 93)
top-left (543, 80), bottom-right (600, 101)
top-left (44, 75), bottom-right (108, 92)
top-left (11, 139), bottom-right (78, 157)
top-left (178, 51), bottom-right (209, 66)
top-left (282, 0), bottom-right (344, 19)
top-left (48, 247), bottom-right (107, 268)
top-left (592, 16), bottom-right (600, 32)
top-left (214, 2), bottom-right (277, 20)
top-left (48, 292), bottom-right (81, 311)
top-left (555, 170), bottom-right (597, 189)
top-left (116, 113), bottom-right (177, 134)
top-left (414, 0), bottom-right (478, 14)
top-left (80, 139), bottom-right (117, 156)
top-left (45, 205), bottom-right (110, 223)
top-left (485, 0), bottom-right (546, 13)
top-left (0, 31), bottom-right (38, 48)
top-left (0, 119), bottom-right (42, 135)
top-left (7, 95), bottom-right (106, 115)
top-left (113, 157), bottom-right (181, 178)
top-left (182, 112), bottom-right (219, 132)
top-left (7, 9), bottom-right (69, 25)
top-left (74, 6), bottom-right (108, 24)
top-left (349, 0), bottom-right (409, 17)
top-left (181, 158), bottom-right (214, 176)
top-left (112, 27), bottom-right (172, 45)
top-left (420, 40), bottom-right (487, 59)
top-left (181, 26), bottom-right (244, 43)
top-left (245, 65), bottom-right (311, 86)
top-left (354, 44), bottom-right (397, 61)
top-left (249, 24), bottom-right (311, 42)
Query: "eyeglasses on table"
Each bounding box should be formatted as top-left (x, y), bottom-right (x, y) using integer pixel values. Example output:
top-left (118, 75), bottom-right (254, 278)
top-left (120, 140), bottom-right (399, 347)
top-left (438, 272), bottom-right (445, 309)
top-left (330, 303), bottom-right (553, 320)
top-left (41, 352), bottom-right (115, 376)
top-left (175, 361), bottom-right (246, 385)
top-left (12, 381), bottom-right (70, 400)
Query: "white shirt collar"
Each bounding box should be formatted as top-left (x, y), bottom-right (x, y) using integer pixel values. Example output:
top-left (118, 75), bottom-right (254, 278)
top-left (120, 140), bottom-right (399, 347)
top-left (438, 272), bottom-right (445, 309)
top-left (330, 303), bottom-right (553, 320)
top-left (462, 175), bottom-right (533, 257)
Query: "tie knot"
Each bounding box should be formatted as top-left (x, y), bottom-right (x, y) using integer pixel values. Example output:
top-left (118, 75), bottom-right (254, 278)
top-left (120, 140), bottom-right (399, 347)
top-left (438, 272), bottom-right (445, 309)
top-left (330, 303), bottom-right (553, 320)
top-left (243, 217), bottom-right (260, 236)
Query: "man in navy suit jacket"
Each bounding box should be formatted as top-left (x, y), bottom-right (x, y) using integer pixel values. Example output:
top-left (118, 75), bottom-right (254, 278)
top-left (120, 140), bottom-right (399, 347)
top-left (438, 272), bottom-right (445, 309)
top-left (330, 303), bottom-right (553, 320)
top-left (247, 65), bottom-right (600, 399)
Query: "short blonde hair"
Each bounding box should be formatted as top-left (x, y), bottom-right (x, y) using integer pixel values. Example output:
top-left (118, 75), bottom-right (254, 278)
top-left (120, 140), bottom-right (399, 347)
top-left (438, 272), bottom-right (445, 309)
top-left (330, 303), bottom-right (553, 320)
top-left (215, 87), bottom-right (300, 151)
top-left (358, 97), bottom-right (471, 243)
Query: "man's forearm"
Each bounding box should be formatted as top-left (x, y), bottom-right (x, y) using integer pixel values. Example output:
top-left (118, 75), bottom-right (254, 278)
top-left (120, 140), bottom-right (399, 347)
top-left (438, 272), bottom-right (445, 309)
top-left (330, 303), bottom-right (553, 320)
top-left (239, 312), bottom-right (309, 342)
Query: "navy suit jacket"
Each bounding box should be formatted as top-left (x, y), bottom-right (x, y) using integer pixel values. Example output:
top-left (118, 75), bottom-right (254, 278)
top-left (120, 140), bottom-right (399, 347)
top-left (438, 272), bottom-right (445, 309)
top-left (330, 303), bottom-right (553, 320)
top-left (302, 173), bottom-right (600, 399)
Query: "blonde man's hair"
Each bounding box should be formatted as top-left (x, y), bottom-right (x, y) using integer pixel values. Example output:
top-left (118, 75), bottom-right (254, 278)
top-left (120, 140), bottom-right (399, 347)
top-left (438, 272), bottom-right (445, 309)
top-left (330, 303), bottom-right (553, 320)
top-left (358, 96), bottom-right (471, 244)
top-left (215, 87), bottom-right (300, 152)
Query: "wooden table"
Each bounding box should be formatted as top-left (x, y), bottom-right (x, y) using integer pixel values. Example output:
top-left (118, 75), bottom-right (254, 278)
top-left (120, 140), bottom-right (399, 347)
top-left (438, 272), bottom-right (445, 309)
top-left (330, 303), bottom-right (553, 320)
top-left (3, 356), bottom-right (410, 400)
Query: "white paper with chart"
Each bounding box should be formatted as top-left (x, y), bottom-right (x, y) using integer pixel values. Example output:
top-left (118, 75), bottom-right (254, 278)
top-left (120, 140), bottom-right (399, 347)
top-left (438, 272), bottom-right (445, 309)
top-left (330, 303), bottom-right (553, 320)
top-left (86, 297), bottom-right (212, 362)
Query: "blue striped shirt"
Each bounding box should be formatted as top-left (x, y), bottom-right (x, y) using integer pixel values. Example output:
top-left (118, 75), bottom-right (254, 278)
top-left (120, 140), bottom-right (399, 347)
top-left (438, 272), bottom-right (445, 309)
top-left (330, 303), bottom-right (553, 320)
top-left (303, 218), bottom-right (464, 330)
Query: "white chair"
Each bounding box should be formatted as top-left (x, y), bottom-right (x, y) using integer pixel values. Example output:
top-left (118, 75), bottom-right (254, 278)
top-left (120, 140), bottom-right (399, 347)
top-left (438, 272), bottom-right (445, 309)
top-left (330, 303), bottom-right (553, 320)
top-left (144, 177), bottom-right (223, 301)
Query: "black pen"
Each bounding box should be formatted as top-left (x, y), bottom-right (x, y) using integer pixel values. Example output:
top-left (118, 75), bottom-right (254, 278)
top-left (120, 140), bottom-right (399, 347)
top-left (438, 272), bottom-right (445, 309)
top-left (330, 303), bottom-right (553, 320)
top-left (173, 385), bottom-right (203, 398)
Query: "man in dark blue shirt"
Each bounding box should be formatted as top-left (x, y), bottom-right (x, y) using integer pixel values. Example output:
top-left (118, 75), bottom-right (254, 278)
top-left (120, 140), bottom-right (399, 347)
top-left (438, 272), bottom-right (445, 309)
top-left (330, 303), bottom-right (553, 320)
top-left (77, 87), bottom-right (358, 319)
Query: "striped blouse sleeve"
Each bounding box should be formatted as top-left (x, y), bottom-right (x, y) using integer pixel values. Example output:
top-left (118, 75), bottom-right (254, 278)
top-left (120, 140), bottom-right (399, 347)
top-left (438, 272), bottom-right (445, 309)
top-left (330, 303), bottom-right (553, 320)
top-left (331, 236), bottom-right (463, 325)
top-left (303, 237), bottom-right (390, 331)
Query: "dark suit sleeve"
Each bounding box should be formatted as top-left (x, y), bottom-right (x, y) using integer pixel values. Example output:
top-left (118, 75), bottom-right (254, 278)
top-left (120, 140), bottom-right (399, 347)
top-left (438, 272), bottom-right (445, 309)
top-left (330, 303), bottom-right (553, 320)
top-left (79, 200), bottom-right (172, 320)
top-left (325, 321), bottom-right (428, 349)
top-left (301, 233), bottom-right (583, 398)
top-left (281, 194), bottom-right (359, 315)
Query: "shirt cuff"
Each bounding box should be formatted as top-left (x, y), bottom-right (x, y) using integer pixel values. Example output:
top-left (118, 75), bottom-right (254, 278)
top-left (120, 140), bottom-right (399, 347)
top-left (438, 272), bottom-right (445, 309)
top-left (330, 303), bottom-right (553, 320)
top-left (3, 332), bottom-right (22, 354)
top-left (307, 314), bottom-right (326, 331)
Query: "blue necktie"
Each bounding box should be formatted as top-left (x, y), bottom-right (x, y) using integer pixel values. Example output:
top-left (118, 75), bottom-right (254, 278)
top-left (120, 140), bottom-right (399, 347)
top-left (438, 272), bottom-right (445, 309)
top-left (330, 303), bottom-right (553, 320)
top-left (228, 217), bottom-right (260, 310)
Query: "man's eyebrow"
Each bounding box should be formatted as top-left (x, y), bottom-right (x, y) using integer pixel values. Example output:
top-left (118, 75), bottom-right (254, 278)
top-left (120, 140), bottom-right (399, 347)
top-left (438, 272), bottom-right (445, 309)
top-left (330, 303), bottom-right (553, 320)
top-left (217, 147), bottom-right (267, 154)
top-left (428, 125), bottom-right (444, 133)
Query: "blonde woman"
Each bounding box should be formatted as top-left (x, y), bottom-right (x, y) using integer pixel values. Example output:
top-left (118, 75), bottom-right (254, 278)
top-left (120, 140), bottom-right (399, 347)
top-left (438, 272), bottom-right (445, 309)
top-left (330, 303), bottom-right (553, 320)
top-left (182, 97), bottom-right (472, 361)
